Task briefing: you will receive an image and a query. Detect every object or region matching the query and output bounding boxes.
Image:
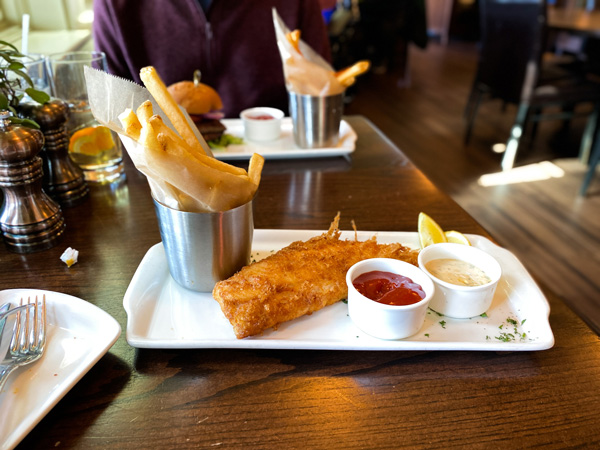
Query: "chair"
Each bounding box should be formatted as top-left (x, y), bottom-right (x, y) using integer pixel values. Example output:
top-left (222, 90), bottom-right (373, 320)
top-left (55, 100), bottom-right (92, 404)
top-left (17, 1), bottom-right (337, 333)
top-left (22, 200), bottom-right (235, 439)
top-left (580, 120), bottom-right (600, 195)
top-left (464, 0), bottom-right (600, 171)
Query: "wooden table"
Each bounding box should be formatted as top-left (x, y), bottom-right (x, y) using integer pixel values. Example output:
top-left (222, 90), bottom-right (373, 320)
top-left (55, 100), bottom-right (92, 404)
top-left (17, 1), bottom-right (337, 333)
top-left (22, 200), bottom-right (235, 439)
top-left (2, 116), bottom-right (599, 448)
top-left (548, 7), bottom-right (600, 36)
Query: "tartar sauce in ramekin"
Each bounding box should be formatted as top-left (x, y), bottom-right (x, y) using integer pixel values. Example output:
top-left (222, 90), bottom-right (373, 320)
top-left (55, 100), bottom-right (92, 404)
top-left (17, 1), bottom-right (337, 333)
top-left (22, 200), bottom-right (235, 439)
top-left (425, 258), bottom-right (491, 287)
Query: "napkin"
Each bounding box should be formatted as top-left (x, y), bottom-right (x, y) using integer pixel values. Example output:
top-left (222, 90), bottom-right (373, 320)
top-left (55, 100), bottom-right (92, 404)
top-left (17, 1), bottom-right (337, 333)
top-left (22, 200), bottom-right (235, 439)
top-left (272, 8), bottom-right (345, 97)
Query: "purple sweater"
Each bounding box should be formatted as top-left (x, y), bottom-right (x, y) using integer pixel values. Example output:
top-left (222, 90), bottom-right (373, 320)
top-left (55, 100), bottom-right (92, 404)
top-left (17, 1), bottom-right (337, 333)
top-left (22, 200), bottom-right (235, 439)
top-left (93, 0), bottom-right (332, 118)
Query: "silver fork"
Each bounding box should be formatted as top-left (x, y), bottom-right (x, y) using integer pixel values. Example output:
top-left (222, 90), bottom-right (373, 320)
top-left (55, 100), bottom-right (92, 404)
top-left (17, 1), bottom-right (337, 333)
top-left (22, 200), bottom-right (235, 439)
top-left (0, 295), bottom-right (47, 391)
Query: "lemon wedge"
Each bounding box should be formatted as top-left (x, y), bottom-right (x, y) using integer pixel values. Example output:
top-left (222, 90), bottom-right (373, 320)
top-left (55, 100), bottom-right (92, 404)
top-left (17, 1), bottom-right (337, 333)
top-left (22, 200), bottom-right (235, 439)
top-left (418, 212), bottom-right (447, 248)
top-left (445, 230), bottom-right (471, 246)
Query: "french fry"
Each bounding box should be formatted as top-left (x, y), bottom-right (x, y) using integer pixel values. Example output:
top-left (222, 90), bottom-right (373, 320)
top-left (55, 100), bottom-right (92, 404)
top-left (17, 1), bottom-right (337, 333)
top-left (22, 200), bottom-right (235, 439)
top-left (335, 60), bottom-right (371, 86)
top-left (118, 108), bottom-right (142, 141)
top-left (138, 116), bottom-right (162, 152)
top-left (339, 77), bottom-right (356, 88)
top-left (147, 115), bottom-right (247, 177)
top-left (139, 66), bottom-right (210, 156)
top-left (119, 66), bottom-right (265, 212)
top-left (136, 100), bottom-right (154, 124)
top-left (248, 153), bottom-right (265, 187)
top-left (286, 30), bottom-right (301, 53)
top-left (152, 131), bottom-right (255, 211)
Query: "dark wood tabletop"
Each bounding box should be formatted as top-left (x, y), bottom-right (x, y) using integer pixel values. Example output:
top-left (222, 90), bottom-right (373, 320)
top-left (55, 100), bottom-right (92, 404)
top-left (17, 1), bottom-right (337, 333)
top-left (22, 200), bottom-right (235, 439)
top-left (548, 7), bottom-right (600, 36)
top-left (2, 116), bottom-right (599, 449)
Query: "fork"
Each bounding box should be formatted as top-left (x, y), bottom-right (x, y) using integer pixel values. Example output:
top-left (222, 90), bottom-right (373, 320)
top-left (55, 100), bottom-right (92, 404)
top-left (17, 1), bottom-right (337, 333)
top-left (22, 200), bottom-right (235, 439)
top-left (0, 295), bottom-right (47, 391)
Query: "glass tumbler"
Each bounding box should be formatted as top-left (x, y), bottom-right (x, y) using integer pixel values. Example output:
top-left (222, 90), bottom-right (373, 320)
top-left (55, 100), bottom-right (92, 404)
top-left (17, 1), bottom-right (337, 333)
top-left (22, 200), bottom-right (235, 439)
top-left (46, 51), bottom-right (124, 183)
top-left (20, 53), bottom-right (51, 98)
top-left (2, 53), bottom-right (50, 103)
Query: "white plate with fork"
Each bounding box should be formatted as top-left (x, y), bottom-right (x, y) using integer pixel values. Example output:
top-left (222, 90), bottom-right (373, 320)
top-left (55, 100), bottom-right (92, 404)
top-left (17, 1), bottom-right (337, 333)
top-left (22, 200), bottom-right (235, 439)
top-left (0, 289), bottom-right (121, 450)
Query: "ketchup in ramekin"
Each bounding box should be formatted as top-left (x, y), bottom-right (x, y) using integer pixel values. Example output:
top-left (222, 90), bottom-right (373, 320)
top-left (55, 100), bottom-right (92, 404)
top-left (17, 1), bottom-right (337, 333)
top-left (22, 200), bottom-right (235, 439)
top-left (248, 114), bottom-right (275, 120)
top-left (352, 270), bottom-right (425, 306)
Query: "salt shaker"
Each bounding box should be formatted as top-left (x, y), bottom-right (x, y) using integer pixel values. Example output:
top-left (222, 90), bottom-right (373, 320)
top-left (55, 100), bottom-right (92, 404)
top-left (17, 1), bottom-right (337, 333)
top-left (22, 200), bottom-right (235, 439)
top-left (0, 110), bottom-right (66, 253)
top-left (19, 100), bottom-right (89, 207)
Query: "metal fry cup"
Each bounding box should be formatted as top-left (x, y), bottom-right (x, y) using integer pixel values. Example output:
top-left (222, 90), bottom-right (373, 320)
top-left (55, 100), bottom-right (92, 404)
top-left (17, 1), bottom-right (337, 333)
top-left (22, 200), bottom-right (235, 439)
top-left (288, 91), bottom-right (344, 148)
top-left (153, 198), bottom-right (253, 292)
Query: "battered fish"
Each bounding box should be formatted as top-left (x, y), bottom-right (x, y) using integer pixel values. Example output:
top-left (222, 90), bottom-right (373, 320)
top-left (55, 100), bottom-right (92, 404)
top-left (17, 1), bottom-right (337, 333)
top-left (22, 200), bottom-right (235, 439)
top-left (212, 214), bottom-right (419, 339)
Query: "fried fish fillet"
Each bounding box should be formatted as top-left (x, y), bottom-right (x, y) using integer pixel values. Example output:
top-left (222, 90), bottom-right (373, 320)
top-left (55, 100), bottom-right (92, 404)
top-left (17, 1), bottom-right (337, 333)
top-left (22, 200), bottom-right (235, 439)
top-left (212, 214), bottom-right (419, 339)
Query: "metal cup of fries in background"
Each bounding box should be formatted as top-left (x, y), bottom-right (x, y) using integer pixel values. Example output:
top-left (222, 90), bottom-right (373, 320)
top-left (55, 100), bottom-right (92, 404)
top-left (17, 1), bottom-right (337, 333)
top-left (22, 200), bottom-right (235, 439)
top-left (272, 8), bottom-right (369, 149)
top-left (47, 51), bottom-right (125, 183)
top-left (154, 197), bottom-right (253, 292)
top-left (288, 91), bottom-right (344, 148)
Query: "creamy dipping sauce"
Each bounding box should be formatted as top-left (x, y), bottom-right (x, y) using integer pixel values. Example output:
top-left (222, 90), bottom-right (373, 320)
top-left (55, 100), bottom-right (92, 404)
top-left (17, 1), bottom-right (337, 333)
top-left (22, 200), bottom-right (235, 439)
top-left (425, 258), bottom-right (491, 287)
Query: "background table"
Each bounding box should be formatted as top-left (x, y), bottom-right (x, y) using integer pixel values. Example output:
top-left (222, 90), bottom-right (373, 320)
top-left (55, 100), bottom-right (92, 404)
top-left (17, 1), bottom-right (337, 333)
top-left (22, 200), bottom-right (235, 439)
top-left (548, 7), bottom-right (600, 36)
top-left (1, 116), bottom-right (599, 448)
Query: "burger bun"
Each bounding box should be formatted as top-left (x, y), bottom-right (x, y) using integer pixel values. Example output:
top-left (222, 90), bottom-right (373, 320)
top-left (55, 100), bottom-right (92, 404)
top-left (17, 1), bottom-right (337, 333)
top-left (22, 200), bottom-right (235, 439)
top-left (167, 81), bottom-right (223, 115)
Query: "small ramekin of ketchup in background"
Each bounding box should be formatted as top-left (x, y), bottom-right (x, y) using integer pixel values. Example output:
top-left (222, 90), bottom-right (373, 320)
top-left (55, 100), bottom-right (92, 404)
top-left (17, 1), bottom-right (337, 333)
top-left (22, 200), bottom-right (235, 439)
top-left (346, 258), bottom-right (434, 340)
top-left (240, 107), bottom-right (284, 142)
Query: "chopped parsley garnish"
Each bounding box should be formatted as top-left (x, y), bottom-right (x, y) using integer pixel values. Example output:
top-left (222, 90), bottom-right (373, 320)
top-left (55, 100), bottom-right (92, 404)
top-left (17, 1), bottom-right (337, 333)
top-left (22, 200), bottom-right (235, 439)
top-left (439, 320), bottom-right (446, 329)
top-left (494, 317), bottom-right (528, 342)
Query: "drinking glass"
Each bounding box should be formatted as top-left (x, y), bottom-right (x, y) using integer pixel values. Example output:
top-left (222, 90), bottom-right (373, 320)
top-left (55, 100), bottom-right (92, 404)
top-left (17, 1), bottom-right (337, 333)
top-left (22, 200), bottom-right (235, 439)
top-left (46, 51), bottom-right (124, 183)
top-left (3, 53), bottom-right (50, 102)
top-left (21, 53), bottom-right (50, 97)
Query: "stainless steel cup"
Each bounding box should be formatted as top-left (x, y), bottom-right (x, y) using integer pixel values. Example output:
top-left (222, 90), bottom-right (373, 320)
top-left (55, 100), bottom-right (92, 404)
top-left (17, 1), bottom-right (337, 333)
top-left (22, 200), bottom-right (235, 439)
top-left (288, 91), bottom-right (344, 148)
top-left (153, 198), bottom-right (253, 292)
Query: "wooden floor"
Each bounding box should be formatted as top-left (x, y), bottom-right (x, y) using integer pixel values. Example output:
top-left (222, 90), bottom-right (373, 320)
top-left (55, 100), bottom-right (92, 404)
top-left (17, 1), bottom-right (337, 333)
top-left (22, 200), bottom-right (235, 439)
top-left (346, 40), bottom-right (600, 335)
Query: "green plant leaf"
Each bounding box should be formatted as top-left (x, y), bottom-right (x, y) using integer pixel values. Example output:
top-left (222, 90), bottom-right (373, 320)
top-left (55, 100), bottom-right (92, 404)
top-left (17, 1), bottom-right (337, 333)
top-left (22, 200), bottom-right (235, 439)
top-left (8, 62), bottom-right (25, 71)
top-left (26, 88), bottom-right (50, 104)
top-left (0, 40), bottom-right (20, 52)
top-left (0, 91), bottom-right (8, 110)
top-left (12, 69), bottom-right (33, 88)
top-left (8, 116), bottom-right (40, 129)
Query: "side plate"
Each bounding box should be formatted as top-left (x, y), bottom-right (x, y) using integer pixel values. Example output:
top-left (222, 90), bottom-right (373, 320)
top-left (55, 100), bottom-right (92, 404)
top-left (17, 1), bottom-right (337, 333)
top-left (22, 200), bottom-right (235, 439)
top-left (0, 290), bottom-right (121, 450)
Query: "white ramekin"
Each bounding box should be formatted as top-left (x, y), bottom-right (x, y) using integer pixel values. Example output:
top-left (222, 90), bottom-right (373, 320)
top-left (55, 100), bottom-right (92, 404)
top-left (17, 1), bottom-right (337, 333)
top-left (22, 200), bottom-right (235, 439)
top-left (418, 243), bottom-right (502, 319)
top-left (346, 258), bottom-right (434, 340)
top-left (240, 107), bottom-right (284, 142)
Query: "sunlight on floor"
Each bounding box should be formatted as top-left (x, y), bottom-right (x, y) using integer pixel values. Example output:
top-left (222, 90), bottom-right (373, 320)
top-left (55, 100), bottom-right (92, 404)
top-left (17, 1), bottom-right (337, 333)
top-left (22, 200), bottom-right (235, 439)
top-left (477, 161), bottom-right (565, 187)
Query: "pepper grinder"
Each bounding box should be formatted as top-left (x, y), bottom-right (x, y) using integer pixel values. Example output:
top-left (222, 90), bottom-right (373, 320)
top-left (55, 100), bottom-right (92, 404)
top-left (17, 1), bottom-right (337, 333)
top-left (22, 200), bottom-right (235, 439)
top-left (0, 110), bottom-right (66, 253)
top-left (19, 100), bottom-right (89, 207)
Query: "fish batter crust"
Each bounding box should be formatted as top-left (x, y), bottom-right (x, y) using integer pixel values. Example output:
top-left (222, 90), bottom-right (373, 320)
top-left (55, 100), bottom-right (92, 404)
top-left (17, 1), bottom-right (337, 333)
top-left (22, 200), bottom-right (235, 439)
top-left (212, 214), bottom-right (419, 339)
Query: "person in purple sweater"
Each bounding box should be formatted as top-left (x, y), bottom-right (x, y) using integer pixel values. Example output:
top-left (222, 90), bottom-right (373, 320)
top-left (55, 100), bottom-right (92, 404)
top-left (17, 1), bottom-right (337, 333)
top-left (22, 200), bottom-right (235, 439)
top-left (93, 0), bottom-right (332, 118)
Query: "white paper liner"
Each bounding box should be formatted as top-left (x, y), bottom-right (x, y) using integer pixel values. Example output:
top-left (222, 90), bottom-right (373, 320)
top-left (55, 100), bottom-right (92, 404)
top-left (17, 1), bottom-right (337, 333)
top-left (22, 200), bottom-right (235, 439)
top-left (272, 8), bottom-right (345, 97)
top-left (83, 67), bottom-right (248, 213)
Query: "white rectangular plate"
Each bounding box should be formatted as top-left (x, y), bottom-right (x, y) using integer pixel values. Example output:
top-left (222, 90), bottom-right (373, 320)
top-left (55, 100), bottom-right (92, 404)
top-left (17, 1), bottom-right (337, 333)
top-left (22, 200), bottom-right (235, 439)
top-left (0, 290), bottom-right (121, 450)
top-left (210, 118), bottom-right (356, 160)
top-left (123, 230), bottom-right (554, 351)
